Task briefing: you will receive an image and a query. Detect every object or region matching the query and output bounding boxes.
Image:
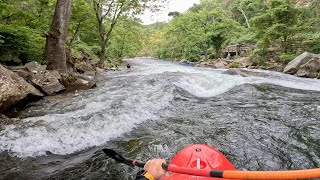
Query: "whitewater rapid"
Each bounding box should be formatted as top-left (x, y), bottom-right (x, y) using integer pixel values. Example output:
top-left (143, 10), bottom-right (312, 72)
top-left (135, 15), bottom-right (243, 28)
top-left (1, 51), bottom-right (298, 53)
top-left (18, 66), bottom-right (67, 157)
top-left (1, 58), bottom-right (320, 158)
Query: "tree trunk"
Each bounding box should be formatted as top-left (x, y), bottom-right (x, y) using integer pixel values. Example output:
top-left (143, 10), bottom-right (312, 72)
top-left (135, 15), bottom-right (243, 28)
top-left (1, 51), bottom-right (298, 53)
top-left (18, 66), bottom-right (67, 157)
top-left (283, 35), bottom-right (288, 53)
top-left (239, 7), bottom-right (250, 28)
top-left (98, 41), bottom-right (107, 67)
top-left (204, 49), bottom-right (209, 60)
top-left (45, 0), bottom-right (72, 74)
top-left (69, 20), bottom-right (82, 45)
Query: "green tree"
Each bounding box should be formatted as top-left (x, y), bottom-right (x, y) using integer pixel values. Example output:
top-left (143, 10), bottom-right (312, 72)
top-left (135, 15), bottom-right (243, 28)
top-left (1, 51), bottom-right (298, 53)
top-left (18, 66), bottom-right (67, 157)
top-left (108, 17), bottom-right (143, 60)
top-left (251, 0), bottom-right (300, 59)
top-left (92, 0), bottom-right (166, 68)
top-left (147, 0), bottom-right (241, 61)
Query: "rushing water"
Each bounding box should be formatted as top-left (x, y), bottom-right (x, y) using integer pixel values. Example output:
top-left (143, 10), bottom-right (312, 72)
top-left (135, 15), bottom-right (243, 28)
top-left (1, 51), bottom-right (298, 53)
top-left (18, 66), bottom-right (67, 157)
top-left (0, 58), bottom-right (320, 180)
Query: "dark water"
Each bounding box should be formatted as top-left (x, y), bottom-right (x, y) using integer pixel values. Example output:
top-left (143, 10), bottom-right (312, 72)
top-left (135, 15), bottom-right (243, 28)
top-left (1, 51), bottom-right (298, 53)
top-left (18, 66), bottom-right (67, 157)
top-left (0, 59), bottom-right (319, 180)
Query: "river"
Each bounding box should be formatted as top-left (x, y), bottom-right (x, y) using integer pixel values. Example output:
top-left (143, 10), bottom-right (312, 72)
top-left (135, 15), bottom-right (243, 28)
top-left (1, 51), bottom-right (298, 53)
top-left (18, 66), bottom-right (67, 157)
top-left (0, 58), bottom-right (320, 179)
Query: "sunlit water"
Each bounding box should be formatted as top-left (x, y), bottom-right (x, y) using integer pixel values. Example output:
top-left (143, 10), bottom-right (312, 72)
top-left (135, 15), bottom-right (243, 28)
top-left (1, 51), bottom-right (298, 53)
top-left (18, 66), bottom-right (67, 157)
top-left (0, 58), bottom-right (319, 179)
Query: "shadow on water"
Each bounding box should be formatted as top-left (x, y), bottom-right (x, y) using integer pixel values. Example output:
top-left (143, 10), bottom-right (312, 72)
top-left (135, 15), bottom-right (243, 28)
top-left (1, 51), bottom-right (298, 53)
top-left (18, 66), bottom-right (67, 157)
top-left (1, 82), bottom-right (319, 180)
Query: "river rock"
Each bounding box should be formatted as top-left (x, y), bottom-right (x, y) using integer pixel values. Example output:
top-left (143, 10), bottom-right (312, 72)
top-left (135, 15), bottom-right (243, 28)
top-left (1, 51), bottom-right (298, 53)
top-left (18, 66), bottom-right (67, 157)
top-left (296, 57), bottom-right (320, 78)
top-left (222, 69), bottom-right (249, 77)
top-left (0, 64), bottom-right (43, 113)
top-left (95, 67), bottom-right (105, 75)
top-left (214, 61), bottom-right (227, 68)
top-left (179, 59), bottom-right (188, 64)
top-left (283, 52), bottom-right (318, 74)
top-left (26, 61), bottom-right (47, 72)
top-left (65, 77), bottom-right (97, 92)
top-left (25, 61), bottom-right (65, 95)
top-left (13, 69), bottom-right (30, 79)
top-left (75, 73), bottom-right (95, 81)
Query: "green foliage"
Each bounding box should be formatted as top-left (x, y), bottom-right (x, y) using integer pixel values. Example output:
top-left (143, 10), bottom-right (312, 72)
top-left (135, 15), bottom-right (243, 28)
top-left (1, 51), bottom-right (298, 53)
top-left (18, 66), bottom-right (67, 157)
top-left (0, 35), bottom-right (4, 44)
top-left (250, 49), bottom-right (268, 66)
top-left (0, 0), bottom-right (55, 31)
top-left (302, 33), bottom-right (320, 54)
top-left (278, 53), bottom-right (297, 63)
top-left (0, 24), bottom-right (45, 64)
top-left (107, 17), bottom-right (143, 60)
top-left (71, 42), bottom-right (99, 60)
top-left (229, 62), bottom-right (243, 68)
top-left (143, 0), bottom-right (319, 64)
top-left (1, 0), bottom-right (319, 68)
top-left (146, 0), bottom-right (242, 61)
top-left (251, 0), bottom-right (301, 57)
top-left (208, 53), bottom-right (216, 59)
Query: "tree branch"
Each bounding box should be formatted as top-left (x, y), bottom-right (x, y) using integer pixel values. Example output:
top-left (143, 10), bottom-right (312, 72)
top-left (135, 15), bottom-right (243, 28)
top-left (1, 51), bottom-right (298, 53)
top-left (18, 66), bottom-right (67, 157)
top-left (102, 0), bottom-right (115, 19)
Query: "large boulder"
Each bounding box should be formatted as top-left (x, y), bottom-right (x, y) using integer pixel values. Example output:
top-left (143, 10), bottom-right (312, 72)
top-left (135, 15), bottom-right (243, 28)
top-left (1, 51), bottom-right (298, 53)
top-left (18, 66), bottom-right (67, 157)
top-left (5, 65), bottom-right (31, 80)
top-left (0, 64), bottom-right (43, 113)
top-left (283, 52), bottom-right (318, 74)
top-left (296, 57), bottom-right (320, 78)
top-left (25, 61), bottom-right (65, 95)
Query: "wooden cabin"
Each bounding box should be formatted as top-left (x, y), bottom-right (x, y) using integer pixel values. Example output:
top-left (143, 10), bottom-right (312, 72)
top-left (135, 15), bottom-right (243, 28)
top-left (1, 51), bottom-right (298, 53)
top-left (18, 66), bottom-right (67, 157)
top-left (223, 44), bottom-right (251, 57)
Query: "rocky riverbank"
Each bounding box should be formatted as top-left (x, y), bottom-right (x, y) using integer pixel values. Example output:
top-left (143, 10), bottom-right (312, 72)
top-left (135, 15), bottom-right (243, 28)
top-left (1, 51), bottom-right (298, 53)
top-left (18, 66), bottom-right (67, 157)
top-left (180, 52), bottom-right (320, 79)
top-left (0, 61), bottom-right (105, 115)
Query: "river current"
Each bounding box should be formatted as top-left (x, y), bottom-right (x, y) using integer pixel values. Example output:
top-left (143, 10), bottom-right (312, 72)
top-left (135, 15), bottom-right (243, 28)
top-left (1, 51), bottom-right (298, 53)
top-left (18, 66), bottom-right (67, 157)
top-left (0, 58), bottom-right (319, 179)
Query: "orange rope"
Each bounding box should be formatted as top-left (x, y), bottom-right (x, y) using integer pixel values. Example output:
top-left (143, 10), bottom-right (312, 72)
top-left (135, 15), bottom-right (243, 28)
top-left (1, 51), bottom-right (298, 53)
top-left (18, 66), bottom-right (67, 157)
top-left (223, 168), bottom-right (320, 180)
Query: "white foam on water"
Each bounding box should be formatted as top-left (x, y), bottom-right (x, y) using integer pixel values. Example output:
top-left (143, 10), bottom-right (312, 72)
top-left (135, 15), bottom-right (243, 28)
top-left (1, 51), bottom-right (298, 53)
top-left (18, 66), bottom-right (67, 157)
top-left (0, 103), bottom-right (161, 157)
top-left (174, 73), bottom-right (250, 97)
top-left (0, 73), bottom-right (173, 157)
top-left (254, 70), bottom-right (320, 92)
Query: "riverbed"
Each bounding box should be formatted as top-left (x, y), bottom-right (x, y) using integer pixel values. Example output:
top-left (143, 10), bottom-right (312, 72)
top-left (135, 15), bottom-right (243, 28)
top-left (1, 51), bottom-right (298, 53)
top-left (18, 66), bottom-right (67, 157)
top-left (0, 58), bottom-right (319, 179)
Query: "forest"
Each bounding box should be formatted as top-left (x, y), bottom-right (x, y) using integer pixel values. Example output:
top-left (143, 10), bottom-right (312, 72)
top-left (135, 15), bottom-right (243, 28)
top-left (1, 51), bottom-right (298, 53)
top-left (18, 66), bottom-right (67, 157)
top-left (0, 0), bottom-right (319, 70)
top-left (142, 0), bottom-right (320, 66)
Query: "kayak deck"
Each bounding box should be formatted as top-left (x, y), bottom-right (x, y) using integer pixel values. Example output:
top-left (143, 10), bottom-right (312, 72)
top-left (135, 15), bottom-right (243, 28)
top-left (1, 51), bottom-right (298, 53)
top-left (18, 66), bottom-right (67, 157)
top-left (161, 144), bottom-right (237, 180)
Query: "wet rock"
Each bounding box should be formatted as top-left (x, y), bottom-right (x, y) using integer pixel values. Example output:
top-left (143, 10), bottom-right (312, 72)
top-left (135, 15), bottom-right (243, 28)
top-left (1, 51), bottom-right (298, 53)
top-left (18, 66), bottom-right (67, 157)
top-left (95, 67), bottom-right (105, 75)
top-left (74, 78), bottom-right (96, 89)
top-left (283, 52), bottom-right (318, 74)
top-left (296, 57), bottom-right (320, 78)
top-left (75, 73), bottom-right (95, 81)
top-left (0, 64), bottom-right (43, 113)
top-left (222, 69), bottom-right (249, 77)
top-left (179, 59), bottom-right (188, 64)
top-left (179, 59), bottom-right (195, 66)
top-left (66, 77), bottom-right (97, 92)
top-left (25, 61), bottom-right (65, 95)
